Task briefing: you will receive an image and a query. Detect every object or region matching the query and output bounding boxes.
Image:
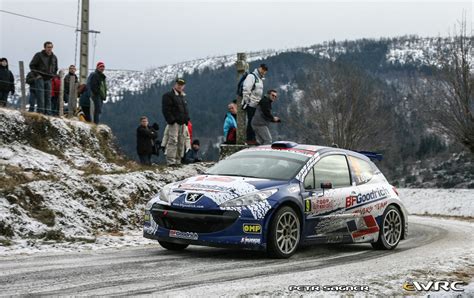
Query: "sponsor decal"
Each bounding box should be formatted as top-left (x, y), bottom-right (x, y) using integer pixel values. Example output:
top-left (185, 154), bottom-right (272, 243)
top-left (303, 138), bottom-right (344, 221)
top-left (347, 215), bottom-right (379, 239)
top-left (403, 280), bottom-right (464, 292)
top-left (345, 188), bottom-right (389, 209)
top-left (305, 197), bottom-right (334, 213)
top-left (185, 193), bottom-right (204, 203)
top-left (240, 237), bottom-right (261, 244)
top-left (169, 230), bottom-right (198, 240)
top-left (144, 212), bottom-right (150, 221)
top-left (194, 176), bottom-right (236, 182)
top-left (243, 224), bottom-right (262, 234)
top-left (352, 200), bottom-right (388, 215)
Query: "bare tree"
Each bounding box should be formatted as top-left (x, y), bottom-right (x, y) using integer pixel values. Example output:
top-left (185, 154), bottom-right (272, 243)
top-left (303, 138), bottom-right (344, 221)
top-left (424, 19), bottom-right (473, 152)
top-left (288, 62), bottom-right (392, 150)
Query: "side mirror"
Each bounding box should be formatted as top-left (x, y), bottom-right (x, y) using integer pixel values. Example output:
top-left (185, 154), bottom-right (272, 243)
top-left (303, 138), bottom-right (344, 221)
top-left (321, 182), bottom-right (332, 189)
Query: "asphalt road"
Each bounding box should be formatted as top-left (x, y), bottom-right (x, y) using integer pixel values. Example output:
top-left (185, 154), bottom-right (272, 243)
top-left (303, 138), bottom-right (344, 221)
top-left (0, 216), bottom-right (472, 296)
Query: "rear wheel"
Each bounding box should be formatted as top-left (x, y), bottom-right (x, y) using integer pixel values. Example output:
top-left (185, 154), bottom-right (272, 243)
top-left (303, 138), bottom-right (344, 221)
top-left (158, 240), bottom-right (189, 251)
top-left (267, 206), bottom-right (301, 258)
top-left (371, 205), bottom-right (403, 250)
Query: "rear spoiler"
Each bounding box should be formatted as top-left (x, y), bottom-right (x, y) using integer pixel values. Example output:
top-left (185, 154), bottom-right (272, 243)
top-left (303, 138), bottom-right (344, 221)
top-left (356, 151), bottom-right (383, 161)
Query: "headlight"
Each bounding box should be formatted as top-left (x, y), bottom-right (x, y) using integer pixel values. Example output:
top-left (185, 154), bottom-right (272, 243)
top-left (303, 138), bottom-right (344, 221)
top-left (145, 185), bottom-right (171, 209)
top-left (220, 189), bottom-right (278, 207)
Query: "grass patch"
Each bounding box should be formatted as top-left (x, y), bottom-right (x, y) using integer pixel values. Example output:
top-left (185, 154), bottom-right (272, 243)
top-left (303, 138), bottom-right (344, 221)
top-left (0, 222), bottom-right (14, 237)
top-left (40, 229), bottom-right (65, 241)
top-left (23, 113), bottom-right (65, 159)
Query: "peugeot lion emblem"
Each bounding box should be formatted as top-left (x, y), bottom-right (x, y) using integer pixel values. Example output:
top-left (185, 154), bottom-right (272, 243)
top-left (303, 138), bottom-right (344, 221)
top-left (185, 193), bottom-right (203, 203)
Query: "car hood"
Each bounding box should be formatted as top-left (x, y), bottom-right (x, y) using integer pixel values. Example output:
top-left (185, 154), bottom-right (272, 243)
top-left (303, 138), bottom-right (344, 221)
top-left (155, 175), bottom-right (287, 209)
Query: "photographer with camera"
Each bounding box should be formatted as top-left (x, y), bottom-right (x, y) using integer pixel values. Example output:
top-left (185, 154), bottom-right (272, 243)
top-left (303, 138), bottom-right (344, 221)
top-left (251, 89), bottom-right (281, 145)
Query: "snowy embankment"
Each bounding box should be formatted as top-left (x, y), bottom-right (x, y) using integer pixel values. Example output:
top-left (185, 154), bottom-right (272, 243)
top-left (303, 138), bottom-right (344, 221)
top-left (399, 188), bottom-right (474, 218)
top-left (0, 108), bottom-right (208, 253)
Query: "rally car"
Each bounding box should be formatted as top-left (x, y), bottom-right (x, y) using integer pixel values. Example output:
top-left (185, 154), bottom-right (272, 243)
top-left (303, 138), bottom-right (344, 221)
top-left (143, 141), bottom-right (408, 258)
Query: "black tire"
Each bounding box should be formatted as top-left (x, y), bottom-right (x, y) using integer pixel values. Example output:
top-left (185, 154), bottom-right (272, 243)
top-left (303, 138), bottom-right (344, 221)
top-left (371, 205), bottom-right (403, 250)
top-left (158, 240), bottom-right (189, 251)
top-left (267, 206), bottom-right (301, 259)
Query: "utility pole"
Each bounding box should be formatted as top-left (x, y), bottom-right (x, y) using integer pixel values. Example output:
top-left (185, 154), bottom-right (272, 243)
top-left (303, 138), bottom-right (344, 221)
top-left (79, 0), bottom-right (89, 85)
top-left (236, 53), bottom-right (248, 145)
top-left (78, 0), bottom-right (100, 123)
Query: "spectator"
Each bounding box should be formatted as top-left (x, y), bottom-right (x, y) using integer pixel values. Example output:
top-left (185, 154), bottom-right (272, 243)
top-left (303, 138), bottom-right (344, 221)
top-left (136, 116), bottom-right (158, 166)
top-left (26, 71), bottom-right (41, 112)
top-left (251, 89), bottom-right (280, 145)
top-left (242, 63), bottom-right (267, 145)
top-left (88, 61), bottom-right (107, 124)
top-left (50, 74), bottom-right (61, 115)
top-left (29, 41), bottom-right (58, 115)
top-left (183, 139), bottom-right (203, 164)
top-left (64, 65), bottom-right (78, 103)
top-left (0, 58), bottom-right (14, 107)
top-left (79, 82), bottom-right (91, 121)
top-left (223, 102), bottom-right (237, 144)
top-left (161, 78), bottom-right (190, 166)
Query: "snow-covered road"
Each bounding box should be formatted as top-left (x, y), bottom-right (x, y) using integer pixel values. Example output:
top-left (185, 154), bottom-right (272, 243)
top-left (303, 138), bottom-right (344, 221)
top-left (0, 216), bottom-right (472, 296)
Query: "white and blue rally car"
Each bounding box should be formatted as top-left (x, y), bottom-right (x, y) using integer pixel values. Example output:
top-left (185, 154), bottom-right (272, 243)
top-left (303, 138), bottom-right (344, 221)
top-left (143, 142), bottom-right (408, 258)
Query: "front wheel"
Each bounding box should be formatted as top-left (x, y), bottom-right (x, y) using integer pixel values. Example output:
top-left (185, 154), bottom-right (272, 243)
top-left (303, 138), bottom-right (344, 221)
top-left (267, 206), bottom-right (301, 258)
top-left (158, 240), bottom-right (189, 251)
top-left (371, 205), bottom-right (403, 250)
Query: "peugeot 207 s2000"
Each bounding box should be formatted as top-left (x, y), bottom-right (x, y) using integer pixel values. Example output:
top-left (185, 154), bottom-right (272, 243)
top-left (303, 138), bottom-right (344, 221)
top-left (143, 141), bottom-right (408, 258)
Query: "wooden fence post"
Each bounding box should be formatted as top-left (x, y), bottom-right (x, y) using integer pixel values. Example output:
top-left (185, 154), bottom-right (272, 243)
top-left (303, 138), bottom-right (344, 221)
top-left (19, 61), bottom-right (26, 111)
top-left (68, 77), bottom-right (77, 118)
top-left (58, 69), bottom-right (65, 117)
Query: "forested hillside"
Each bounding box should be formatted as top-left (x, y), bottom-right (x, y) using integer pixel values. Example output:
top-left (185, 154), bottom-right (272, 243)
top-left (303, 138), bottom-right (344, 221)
top-left (101, 36), bottom-right (472, 184)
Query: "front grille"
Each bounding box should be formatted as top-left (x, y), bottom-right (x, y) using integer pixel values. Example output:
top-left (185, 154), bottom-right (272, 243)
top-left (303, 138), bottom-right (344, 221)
top-left (151, 204), bottom-right (240, 233)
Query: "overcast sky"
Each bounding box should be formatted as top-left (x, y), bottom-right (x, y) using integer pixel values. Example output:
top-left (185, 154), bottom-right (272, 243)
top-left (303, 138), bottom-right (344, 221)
top-left (1, 0), bottom-right (472, 74)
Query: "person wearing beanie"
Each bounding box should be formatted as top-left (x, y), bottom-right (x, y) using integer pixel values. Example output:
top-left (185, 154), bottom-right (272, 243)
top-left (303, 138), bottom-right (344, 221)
top-left (85, 61), bottom-right (107, 124)
top-left (183, 139), bottom-right (202, 164)
top-left (0, 58), bottom-right (15, 107)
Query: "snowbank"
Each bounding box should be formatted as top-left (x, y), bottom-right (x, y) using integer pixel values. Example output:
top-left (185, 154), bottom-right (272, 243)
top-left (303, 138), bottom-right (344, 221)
top-left (0, 108), bottom-right (208, 248)
top-left (399, 188), bottom-right (474, 218)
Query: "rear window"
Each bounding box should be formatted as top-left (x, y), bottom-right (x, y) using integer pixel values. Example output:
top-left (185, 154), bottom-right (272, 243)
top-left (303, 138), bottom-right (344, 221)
top-left (348, 156), bottom-right (375, 185)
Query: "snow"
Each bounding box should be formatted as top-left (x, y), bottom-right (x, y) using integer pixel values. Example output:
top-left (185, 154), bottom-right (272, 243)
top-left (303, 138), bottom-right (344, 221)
top-left (399, 188), bottom-right (474, 218)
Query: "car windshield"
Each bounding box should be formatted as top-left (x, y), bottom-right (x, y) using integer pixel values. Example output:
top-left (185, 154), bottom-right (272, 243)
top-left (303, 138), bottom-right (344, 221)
top-left (206, 150), bottom-right (310, 180)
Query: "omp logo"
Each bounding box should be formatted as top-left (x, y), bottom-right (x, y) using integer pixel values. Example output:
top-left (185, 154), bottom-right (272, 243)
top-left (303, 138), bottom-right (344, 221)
top-left (185, 193), bottom-right (203, 203)
top-left (243, 224), bottom-right (262, 234)
top-left (169, 230), bottom-right (198, 240)
top-left (403, 280), bottom-right (464, 292)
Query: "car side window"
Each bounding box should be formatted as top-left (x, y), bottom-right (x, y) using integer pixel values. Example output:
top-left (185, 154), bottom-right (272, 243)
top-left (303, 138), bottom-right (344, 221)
top-left (314, 155), bottom-right (351, 189)
top-left (303, 167), bottom-right (315, 190)
top-left (348, 156), bottom-right (375, 185)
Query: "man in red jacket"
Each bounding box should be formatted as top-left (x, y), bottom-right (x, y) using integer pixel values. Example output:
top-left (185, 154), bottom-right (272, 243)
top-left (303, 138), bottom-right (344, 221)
top-left (50, 74), bottom-right (61, 115)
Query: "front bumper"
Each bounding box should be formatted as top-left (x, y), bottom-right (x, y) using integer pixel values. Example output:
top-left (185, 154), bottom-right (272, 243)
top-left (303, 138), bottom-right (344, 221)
top-left (143, 204), bottom-right (268, 250)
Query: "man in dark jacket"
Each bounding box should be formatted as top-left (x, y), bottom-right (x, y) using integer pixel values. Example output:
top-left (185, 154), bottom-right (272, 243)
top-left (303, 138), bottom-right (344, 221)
top-left (251, 89), bottom-right (281, 145)
top-left (0, 58), bottom-right (14, 107)
top-left (29, 41), bottom-right (58, 115)
top-left (136, 116), bottom-right (158, 165)
top-left (161, 78), bottom-right (190, 166)
top-left (183, 139), bottom-right (203, 164)
top-left (88, 61), bottom-right (107, 124)
top-left (63, 65), bottom-right (78, 103)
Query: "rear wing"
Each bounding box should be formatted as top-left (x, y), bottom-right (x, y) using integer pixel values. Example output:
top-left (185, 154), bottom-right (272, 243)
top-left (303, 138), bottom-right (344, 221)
top-left (356, 151), bottom-right (383, 161)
